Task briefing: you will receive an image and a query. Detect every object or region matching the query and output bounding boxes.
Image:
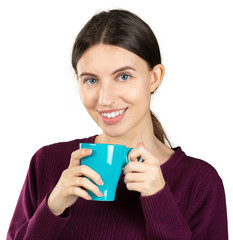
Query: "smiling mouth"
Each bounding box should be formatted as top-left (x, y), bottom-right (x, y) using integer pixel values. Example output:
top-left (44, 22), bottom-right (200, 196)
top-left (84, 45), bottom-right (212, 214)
top-left (97, 107), bottom-right (128, 124)
top-left (100, 108), bottom-right (127, 119)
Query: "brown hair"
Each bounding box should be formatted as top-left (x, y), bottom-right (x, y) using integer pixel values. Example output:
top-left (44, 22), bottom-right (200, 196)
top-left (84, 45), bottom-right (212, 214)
top-left (71, 9), bottom-right (171, 146)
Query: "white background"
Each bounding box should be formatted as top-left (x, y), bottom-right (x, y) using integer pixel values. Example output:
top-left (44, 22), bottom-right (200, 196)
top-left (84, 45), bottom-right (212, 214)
top-left (1, 0), bottom-right (232, 238)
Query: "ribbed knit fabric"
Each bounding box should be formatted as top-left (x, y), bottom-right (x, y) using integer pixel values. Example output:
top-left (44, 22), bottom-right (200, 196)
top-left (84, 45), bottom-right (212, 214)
top-left (7, 135), bottom-right (228, 239)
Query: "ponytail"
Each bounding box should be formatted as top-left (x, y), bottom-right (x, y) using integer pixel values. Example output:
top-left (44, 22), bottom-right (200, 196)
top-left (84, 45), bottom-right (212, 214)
top-left (150, 110), bottom-right (171, 147)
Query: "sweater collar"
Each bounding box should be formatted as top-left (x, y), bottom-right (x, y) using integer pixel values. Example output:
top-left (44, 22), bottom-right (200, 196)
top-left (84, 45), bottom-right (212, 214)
top-left (160, 147), bottom-right (186, 173)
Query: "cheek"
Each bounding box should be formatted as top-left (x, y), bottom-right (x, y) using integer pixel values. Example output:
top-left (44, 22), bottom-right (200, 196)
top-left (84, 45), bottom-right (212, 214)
top-left (121, 81), bottom-right (151, 104)
top-left (79, 89), bottom-right (98, 109)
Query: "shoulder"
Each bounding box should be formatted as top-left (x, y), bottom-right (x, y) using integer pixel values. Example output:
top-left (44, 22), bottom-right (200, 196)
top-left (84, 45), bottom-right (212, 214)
top-left (177, 148), bottom-right (224, 193)
top-left (184, 153), bottom-right (221, 182)
top-left (165, 147), bottom-right (223, 191)
top-left (165, 147), bottom-right (220, 178)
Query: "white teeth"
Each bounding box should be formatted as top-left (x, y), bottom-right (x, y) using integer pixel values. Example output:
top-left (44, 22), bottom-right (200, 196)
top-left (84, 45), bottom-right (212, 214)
top-left (111, 112), bottom-right (116, 118)
top-left (101, 108), bottom-right (126, 118)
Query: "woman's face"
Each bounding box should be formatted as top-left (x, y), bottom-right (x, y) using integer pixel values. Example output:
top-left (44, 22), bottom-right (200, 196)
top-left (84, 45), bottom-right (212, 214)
top-left (77, 44), bottom-right (159, 138)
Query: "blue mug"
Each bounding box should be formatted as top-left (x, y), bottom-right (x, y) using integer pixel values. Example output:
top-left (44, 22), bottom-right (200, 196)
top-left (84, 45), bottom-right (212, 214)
top-left (79, 143), bottom-right (133, 201)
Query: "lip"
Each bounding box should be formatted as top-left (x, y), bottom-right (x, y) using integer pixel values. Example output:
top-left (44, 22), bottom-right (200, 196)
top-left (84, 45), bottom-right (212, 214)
top-left (98, 107), bottom-right (128, 125)
top-left (98, 108), bottom-right (127, 114)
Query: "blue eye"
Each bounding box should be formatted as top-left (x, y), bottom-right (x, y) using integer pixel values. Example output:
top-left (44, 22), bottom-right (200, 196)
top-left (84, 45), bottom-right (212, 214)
top-left (118, 74), bottom-right (130, 81)
top-left (85, 78), bottom-right (97, 85)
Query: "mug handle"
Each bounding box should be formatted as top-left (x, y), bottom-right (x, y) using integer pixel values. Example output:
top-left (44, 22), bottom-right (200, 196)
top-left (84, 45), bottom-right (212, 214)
top-left (124, 147), bottom-right (143, 167)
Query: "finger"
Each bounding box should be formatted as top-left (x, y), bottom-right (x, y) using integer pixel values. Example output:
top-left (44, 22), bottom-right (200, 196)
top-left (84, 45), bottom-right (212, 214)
top-left (69, 148), bottom-right (92, 168)
top-left (67, 165), bottom-right (104, 186)
top-left (69, 186), bottom-right (92, 200)
top-left (123, 162), bottom-right (145, 174)
top-left (126, 181), bottom-right (156, 196)
top-left (128, 142), bottom-right (144, 162)
top-left (128, 142), bottom-right (159, 164)
top-left (124, 172), bottom-right (145, 183)
top-left (74, 177), bottom-right (103, 197)
top-left (126, 182), bottom-right (143, 192)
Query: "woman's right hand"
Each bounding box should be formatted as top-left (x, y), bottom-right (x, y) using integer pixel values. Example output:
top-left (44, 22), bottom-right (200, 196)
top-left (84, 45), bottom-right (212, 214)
top-left (47, 148), bottom-right (104, 216)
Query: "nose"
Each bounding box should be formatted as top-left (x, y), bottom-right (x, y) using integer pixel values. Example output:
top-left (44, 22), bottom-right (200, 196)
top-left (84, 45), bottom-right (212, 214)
top-left (98, 81), bottom-right (117, 107)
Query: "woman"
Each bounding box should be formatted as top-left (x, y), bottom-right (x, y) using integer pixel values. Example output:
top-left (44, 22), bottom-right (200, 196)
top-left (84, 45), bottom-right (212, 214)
top-left (7, 9), bottom-right (228, 239)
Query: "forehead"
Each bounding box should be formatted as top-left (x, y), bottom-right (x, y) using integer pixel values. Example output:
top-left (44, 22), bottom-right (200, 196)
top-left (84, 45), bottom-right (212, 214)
top-left (76, 44), bottom-right (148, 74)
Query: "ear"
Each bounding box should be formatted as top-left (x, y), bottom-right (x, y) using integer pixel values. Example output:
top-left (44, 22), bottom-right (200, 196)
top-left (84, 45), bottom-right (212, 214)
top-left (150, 64), bottom-right (165, 93)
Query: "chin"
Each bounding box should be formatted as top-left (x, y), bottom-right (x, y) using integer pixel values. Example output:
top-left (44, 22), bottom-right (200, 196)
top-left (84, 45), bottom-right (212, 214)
top-left (101, 124), bottom-right (132, 139)
top-left (103, 129), bottom-right (125, 138)
top-left (94, 115), bottom-right (134, 139)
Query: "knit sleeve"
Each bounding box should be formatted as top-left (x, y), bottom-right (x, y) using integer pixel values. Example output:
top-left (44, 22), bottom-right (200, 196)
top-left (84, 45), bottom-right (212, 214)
top-left (7, 147), bottom-right (70, 240)
top-left (188, 170), bottom-right (228, 239)
top-left (140, 171), bottom-right (228, 239)
top-left (140, 184), bottom-right (192, 239)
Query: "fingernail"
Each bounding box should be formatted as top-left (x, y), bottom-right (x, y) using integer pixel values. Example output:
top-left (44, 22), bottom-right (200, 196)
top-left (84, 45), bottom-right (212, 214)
top-left (87, 195), bottom-right (92, 200)
top-left (98, 191), bottom-right (103, 197)
top-left (98, 179), bottom-right (104, 185)
top-left (85, 149), bottom-right (92, 154)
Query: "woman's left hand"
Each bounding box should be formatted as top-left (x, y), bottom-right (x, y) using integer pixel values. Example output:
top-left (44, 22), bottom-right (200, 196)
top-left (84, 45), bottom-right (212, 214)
top-left (124, 142), bottom-right (166, 196)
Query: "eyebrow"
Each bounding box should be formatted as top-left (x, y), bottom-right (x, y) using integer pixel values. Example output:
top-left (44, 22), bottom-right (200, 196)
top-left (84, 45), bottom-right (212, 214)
top-left (78, 66), bottom-right (136, 79)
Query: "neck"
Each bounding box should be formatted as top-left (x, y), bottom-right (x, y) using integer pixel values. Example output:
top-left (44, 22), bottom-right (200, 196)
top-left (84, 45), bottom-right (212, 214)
top-left (94, 112), bottom-right (175, 166)
top-left (96, 130), bottom-right (158, 149)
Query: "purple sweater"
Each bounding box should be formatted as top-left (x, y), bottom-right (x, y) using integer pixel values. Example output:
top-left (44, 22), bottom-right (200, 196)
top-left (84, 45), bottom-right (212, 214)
top-left (7, 135), bottom-right (228, 239)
